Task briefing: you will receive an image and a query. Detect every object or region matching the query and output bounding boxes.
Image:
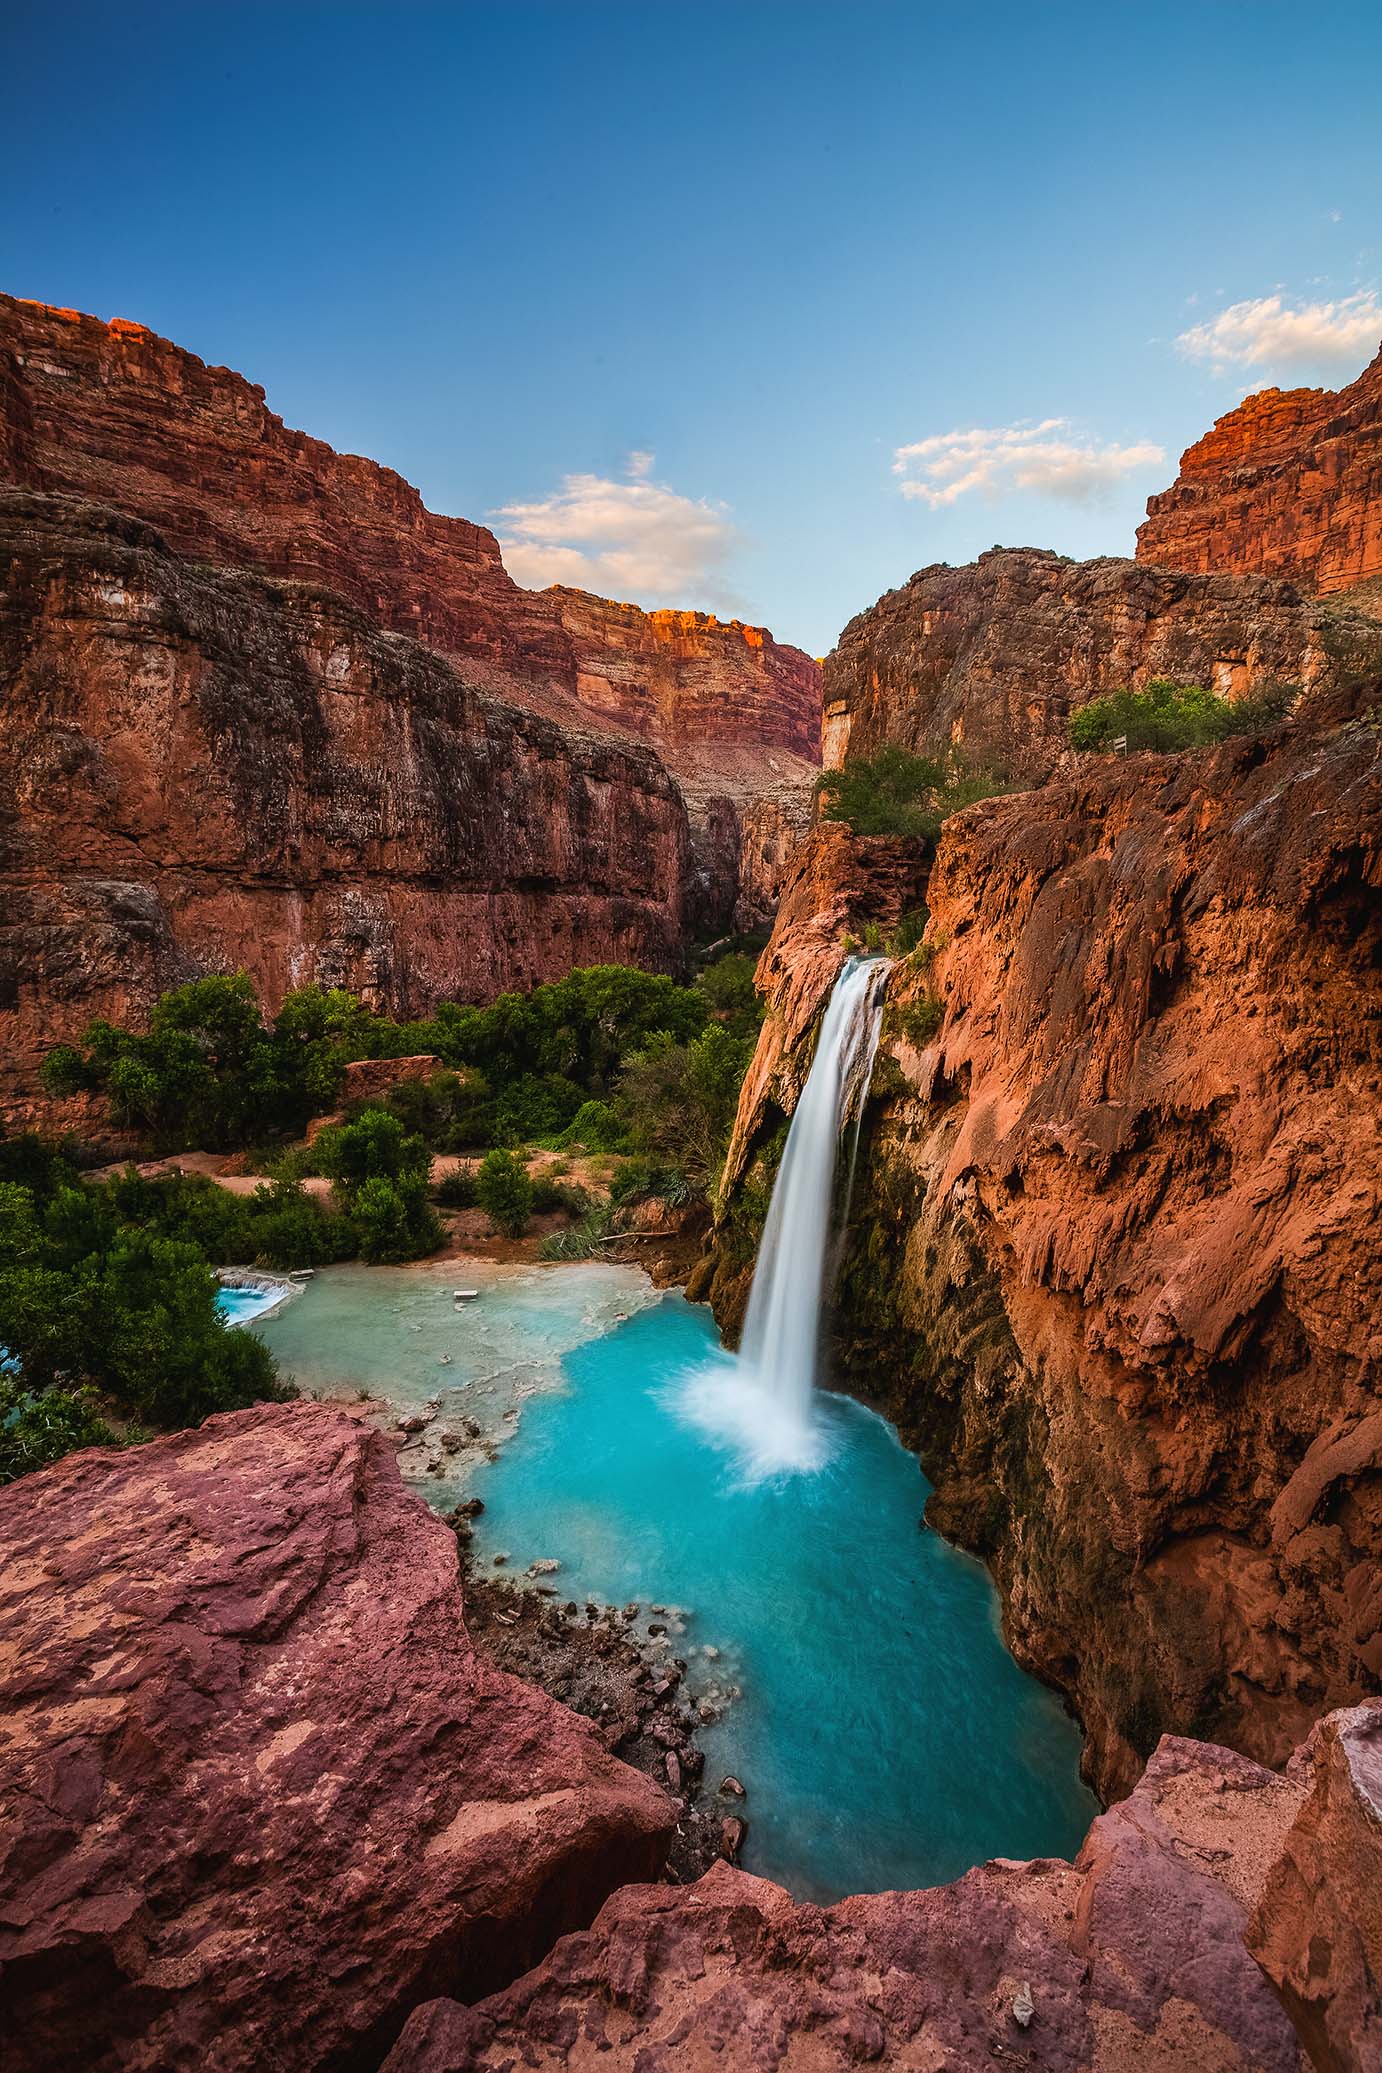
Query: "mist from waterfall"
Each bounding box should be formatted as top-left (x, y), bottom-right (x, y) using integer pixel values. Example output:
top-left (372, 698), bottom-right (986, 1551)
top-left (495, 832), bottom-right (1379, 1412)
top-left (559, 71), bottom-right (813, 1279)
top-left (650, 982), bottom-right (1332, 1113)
top-left (680, 956), bottom-right (891, 1479)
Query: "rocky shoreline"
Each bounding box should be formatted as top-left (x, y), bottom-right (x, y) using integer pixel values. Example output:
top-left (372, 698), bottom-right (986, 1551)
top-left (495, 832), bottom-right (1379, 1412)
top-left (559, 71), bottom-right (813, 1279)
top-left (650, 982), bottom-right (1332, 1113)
top-left (455, 1547), bottom-right (747, 1885)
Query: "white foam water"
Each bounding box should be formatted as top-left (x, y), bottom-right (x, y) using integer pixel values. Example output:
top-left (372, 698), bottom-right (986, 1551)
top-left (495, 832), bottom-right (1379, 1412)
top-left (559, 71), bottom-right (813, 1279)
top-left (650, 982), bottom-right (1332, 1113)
top-left (681, 956), bottom-right (891, 1479)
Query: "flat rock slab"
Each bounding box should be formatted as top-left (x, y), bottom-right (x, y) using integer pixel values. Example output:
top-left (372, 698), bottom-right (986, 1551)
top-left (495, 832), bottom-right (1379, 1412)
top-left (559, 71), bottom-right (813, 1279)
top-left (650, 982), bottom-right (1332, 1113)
top-left (386, 1731), bottom-right (1324, 2072)
top-left (0, 1402), bottom-right (672, 2073)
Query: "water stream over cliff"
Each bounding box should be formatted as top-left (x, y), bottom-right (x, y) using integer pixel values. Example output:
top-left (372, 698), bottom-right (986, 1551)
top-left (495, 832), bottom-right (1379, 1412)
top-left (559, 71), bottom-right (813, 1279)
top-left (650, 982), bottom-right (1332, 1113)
top-left (682, 956), bottom-right (890, 1478)
top-left (258, 1262), bottom-right (1094, 1900)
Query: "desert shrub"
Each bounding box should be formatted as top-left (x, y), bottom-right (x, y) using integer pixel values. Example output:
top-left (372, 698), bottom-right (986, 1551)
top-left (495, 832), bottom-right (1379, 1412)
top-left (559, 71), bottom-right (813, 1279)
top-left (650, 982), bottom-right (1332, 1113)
top-left (529, 1175), bottom-right (590, 1216)
top-left (886, 907), bottom-right (928, 958)
top-left (555, 1100), bottom-right (629, 1153)
top-left (475, 1149), bottom-right (534, 1237)
top-left (1069, 677), bottom-right (1293, 753)
top-left (0, 1376), bottom-right (117, 1483)
top-left (538, 1205), bottom-right (614, 1260)
top-left (896, 994), bottom-right (944, 1046)
top-left (817, 748), bottom-right (1006, 844)
top-left (434, 1168), bottom-right (478, 1209)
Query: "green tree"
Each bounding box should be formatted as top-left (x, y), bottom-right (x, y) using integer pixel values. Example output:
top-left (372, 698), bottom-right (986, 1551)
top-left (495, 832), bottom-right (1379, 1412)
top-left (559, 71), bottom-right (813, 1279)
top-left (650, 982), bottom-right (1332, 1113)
top-left (476, 1149), bottom-right (534, 1237)
top-left (817, 748), bottom-right (1004, 843)
top-left (696, 952), bottom-right (762, 1038)
top-left (314, 1109), bottom-right (441, 1260)
top-left (615, 1023), bottom-right (754, 1191)
top-left (1068, 678), bottom-right (1293, 753)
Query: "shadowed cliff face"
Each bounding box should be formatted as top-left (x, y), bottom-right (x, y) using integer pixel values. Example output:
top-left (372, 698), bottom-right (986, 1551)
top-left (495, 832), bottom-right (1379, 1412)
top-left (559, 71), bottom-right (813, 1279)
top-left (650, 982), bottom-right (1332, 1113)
top-left (713, 680), bottom-right (1382, 1802)
top-left (821, 544), bottom-right (1377, 784)
top-left (1138, 344), bottom-right (1382, 599)
top-left (0, 492), bottom-right (693, 1104)
top-left (0, 295), bottom-right (820, 795)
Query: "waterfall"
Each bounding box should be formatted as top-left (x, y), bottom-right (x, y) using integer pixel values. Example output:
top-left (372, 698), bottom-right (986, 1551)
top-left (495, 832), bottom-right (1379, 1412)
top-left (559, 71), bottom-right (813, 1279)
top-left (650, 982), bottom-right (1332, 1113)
top-left (681, 956), bottom-right (891, 1478)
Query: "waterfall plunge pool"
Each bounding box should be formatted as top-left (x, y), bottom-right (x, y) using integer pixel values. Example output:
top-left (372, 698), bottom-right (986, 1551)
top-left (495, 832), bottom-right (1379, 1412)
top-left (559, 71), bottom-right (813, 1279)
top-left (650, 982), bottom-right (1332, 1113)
top-left (257, 1262), bottom-right (1096, 1903)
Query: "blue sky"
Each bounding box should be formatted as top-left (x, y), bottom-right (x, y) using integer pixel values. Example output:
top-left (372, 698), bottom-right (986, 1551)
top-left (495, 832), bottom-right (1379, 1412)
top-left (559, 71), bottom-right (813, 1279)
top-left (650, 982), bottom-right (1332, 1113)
top-left (5, 1), bottom-right (1381, 654)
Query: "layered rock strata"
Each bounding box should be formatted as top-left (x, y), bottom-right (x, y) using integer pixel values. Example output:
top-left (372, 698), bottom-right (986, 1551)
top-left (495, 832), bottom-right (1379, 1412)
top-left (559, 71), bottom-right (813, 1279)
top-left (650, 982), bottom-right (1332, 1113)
top-left (0, 1402), bottom-right (672, 2073)
top-left (386, 1708), bottom-right (1382, 2072)
top-left (714, 677), bottom-right (1382, 1802)
top-left (821, 544), bottom-right (1378, 783)
top-left (0, 293), bottom-right (820, 926)
top-left (0, 491), bottom-right (691, 1106)
top-left (1138, 346), bottom-right (1382, 597)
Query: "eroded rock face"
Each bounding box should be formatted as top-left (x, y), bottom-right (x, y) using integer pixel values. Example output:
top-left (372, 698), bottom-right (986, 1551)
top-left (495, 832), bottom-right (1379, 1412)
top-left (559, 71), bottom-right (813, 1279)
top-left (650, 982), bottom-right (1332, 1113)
top-left (0, 492), bottom-right (691, 1105)
top-left (0, 1402), bottom-right (673, 2073)
top-left (383, 1724), bottom-right (1339, 2071)
top-left (821, 545), bottom-right (1376, 783)
top-left (716, 678), bottom-right (1382, 1802)
top-left (1138, 346), bottom-right (1382, 599)
top-left (1248, 1701), bottom-right (1382, 2072)
top-left (0, 293), bottom-right (820, 797)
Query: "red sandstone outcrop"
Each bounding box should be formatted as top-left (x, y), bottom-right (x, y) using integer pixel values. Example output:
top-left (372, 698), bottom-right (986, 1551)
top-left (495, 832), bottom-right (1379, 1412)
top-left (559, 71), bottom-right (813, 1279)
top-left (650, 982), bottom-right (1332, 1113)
top-left (1138, 346), bottom-right (1382, 598)
top-left (0, 295), bottom-right (820, 793)
top-left (0, 491), bottom-right (692, 1106)
top-left (821, 545), bottom-right (1379, 783)
top-left (1248, 1701), bottom-right (1382, 2072)
top-left (384, 1714), bottom-right (1382, 2071)
top-left (714, 677), bottom-right (1382, 1803)
top-left (0, 1401), bottom-right (673, 2073)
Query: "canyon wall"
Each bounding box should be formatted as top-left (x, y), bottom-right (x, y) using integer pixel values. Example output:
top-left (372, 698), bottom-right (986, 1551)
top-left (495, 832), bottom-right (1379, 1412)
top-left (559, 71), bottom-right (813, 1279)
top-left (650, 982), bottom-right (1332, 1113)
top-left (821, 544), bottom-right (1372, 783)
top-left (0, 294), bottom-right (821, 792)
top-left (1137, 344), bottom-right (1382, 600)
top-left (0, 490), bottom-right (691, 1107)
top-left (0, 295), bottom-right (823, 1098)
top-left (711, 676), bottom-right (1382, 1805)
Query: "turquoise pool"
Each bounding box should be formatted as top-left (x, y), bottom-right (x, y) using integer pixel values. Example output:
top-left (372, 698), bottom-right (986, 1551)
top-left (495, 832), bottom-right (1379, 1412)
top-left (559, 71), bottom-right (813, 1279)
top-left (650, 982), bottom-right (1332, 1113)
top-left (257, 1265), bottom-right (1095, 1900)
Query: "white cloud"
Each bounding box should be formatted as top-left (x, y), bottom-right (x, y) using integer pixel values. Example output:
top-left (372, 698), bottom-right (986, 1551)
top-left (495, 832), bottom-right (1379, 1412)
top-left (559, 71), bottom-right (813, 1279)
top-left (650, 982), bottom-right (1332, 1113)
top-left (891, 420), bottom-right (1165, 508)
top-left (493, 453), bottom-right (738, 607)
top-left (1175, 290), bottom-right (1381, 375)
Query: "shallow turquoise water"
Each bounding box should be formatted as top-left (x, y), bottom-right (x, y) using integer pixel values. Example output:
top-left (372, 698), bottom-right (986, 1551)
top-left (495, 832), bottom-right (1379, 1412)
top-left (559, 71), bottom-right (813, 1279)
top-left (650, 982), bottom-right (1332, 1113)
top-left (254, 1264), bottom-right (1095, 1900)
top-left (468, 1290), bottom-right (1098, 1901)
top-left (215, 1284), bottom-right (284, 1325)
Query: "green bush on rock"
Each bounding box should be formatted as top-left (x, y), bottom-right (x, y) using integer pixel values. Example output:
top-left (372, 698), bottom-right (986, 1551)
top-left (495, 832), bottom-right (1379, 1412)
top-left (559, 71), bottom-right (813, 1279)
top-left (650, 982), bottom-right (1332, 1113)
top-left (817, 748), bottom-right (1005, 845)
top-left (1069, 677), bottom-right (1293, 753)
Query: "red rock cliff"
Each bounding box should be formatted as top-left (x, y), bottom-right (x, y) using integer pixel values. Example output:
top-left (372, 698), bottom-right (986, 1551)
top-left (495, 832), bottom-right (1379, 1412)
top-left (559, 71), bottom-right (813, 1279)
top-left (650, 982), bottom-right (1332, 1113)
top-left (0, 294), bottom-right (821, 792)
top-left (821, 544), bottom-right (1377, 784)
top-left (0, 491), bottom-right (692, 1106)
top-left (1137, 345), bottom-right (1382, 599)
top-left (713, 676), bottom-right (1382, 1805)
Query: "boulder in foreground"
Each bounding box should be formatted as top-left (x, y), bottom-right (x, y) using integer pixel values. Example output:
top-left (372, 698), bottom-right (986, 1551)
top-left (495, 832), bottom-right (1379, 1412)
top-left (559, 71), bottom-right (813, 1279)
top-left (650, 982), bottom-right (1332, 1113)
top-left (388, 1713), bottom-right (1382, 2071)
top-left (0, 1402), bottom-right (673, 2072)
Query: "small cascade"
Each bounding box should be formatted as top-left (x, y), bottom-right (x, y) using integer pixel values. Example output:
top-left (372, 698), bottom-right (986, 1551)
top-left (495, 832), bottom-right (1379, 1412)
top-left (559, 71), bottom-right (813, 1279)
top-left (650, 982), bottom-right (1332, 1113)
top-left (682, 956), bottom-right (891, 1476)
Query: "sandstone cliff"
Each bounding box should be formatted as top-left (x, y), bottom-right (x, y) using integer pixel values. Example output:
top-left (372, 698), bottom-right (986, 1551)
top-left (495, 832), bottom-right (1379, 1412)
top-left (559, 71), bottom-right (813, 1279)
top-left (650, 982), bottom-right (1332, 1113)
top-left (0, 490), bottom-right (691, 1105)
top-left (1138, 345), bottom-right (1382, 598)
top-left (0, 293), bottom-right (820, 799)
top-left (821, 544), bottom-right (1375, 784)
top-left (388, 1705), bottom-right (1382, 2073)
top-left (0, 1401), bottom-right (672, 2073)
top-left (7, 1397), bottom-right (1378, 2072)
top-left (712, 677), bottom-right (1382, 1804)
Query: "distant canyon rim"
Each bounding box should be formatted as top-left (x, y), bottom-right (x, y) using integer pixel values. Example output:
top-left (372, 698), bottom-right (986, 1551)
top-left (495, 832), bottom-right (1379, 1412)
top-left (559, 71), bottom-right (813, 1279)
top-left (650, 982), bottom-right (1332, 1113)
top-left (1, 294), bottom-right (1380, 2073)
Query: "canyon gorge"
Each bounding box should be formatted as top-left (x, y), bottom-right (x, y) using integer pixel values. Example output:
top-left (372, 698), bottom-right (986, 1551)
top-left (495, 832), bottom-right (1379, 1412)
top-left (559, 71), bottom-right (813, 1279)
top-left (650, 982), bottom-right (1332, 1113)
top-left (0, 295), bottom-right (820, 1109)
top-left (1, 289), bottom-right (1380, 2073)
